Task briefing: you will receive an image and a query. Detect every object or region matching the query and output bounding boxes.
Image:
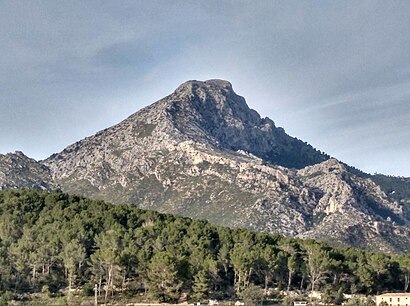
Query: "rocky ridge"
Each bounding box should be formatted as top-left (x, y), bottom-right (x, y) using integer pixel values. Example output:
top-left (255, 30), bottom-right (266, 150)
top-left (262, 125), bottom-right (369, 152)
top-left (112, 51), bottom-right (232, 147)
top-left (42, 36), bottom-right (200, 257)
top-left (0, 151), bottom-right (54, 190)
top-left (1, 80), bottom-right (409, 253)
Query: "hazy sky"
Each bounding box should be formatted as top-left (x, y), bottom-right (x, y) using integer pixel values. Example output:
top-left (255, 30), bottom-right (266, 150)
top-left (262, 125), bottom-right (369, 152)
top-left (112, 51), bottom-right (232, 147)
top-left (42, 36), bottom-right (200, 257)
top-left (1, 1), bottom-right (409, 176)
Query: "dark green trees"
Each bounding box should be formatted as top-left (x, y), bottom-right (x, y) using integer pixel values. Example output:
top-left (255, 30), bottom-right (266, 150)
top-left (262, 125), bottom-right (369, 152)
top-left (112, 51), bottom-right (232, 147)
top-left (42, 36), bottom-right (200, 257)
top-left (0, 189), bottom-right (408, 304)
top-left (147, 252), bottom-right (183, 302)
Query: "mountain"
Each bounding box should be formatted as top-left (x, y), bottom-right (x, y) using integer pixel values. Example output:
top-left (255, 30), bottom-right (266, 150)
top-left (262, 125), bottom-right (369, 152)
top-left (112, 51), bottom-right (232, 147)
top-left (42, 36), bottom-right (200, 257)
top-left (0, 151), bottom-right (54, 190)
top-left (1, 79), bottom-right (409, 253)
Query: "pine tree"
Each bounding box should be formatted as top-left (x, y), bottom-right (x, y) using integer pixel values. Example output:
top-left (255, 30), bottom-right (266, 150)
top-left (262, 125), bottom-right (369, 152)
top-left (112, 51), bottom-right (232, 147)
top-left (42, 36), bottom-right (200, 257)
top-left (191, 269), bottom-right (210, 302)
top-left (147, 252), bottom-right (182, 302)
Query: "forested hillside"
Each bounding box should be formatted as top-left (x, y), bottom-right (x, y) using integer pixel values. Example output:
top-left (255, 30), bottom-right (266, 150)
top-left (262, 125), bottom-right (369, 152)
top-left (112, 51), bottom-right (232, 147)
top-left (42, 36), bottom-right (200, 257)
top-left (0, 189), bottom-right (409, 304)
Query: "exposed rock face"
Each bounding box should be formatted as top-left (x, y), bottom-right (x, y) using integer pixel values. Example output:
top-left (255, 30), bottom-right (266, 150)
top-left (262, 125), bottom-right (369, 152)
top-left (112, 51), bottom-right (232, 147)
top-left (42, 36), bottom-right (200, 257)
top-left (297, 159), bottom-right (409, 253)
top-left (1, 79), bottom-right (409, 253)
top-left (0, 151), bottom-right (54, 190)
top-left (165, 80), bottom-right (328, 168)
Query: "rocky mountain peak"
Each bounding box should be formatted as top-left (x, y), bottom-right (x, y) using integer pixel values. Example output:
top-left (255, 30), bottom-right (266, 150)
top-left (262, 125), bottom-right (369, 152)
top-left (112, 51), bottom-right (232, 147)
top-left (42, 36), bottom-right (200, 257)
top-left (42, 80), bottom-right (329, 195)
top-left (161, 79), bottom-right (328, 168)
top-left (0, 151), bottom-right (54, 190)
top-left (298, 158), bottom-right (348, 177)
top-left (170, 79), bottom-right (255, 126)
top-left (2, 151), bottom-right (33, 163)
top-left (175, 79), bottom-right (233, 94)
top-left (12, 150), bottom-right (27, 157)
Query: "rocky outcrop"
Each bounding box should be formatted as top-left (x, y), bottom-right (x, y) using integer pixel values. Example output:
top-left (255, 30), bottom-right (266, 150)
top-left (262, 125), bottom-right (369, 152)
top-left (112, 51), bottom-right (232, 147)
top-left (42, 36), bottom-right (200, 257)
top-left (297, 159), bottom-right (410, 253)
top-left (1, 80), bottom-right (409, 253)
top-left (0, 151), bottom-right (54, 190)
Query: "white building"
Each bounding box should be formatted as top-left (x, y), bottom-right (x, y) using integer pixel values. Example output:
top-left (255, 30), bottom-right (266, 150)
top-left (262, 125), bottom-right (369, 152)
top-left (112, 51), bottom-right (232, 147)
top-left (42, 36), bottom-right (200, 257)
top-left (376, 293), bottom-right (410, 306)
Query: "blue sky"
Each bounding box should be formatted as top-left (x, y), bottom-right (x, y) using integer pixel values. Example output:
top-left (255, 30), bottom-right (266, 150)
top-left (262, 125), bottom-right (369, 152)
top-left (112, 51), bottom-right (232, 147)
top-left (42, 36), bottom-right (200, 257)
top-left (1, 1), bottom-right (409, 176)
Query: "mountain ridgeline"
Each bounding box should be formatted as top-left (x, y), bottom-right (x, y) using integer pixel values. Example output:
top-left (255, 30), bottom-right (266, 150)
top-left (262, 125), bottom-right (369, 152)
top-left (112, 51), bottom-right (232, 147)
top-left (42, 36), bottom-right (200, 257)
top-left (0, 79), bottom-right (409, 253)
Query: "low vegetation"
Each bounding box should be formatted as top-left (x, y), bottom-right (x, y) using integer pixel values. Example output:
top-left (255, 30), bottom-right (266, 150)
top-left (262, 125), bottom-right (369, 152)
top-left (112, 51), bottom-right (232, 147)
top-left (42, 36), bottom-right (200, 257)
top-left (0, 189), bottom-right (409, 304)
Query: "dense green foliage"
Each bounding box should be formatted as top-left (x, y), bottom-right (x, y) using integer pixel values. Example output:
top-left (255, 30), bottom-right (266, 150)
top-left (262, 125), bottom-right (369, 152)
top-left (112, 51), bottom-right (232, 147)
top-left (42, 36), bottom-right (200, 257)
top-left (0, 189), bottom-right (409, 303)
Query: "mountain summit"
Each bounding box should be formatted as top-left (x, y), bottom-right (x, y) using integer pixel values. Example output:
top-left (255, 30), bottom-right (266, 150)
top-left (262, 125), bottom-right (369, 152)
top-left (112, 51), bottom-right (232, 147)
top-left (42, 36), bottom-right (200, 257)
top-left (164, 80), bottom-right (328, 168)
top-left (1, 80), bottom-right (410, 253)
top-left (45, 79), bottom-right (328, 186)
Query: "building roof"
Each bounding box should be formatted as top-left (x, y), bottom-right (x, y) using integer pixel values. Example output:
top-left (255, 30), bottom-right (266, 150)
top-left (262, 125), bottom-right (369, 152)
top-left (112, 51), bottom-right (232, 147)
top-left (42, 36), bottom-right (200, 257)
top-left (378, 293), bottom-right (410, 297)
